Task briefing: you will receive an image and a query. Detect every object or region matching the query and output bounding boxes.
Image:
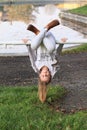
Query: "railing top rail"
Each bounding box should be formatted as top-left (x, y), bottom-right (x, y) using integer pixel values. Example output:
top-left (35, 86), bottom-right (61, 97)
top-left (0, 0), bottom-right (86, 6)
top-left (0, 39), bottom-right (87, 45)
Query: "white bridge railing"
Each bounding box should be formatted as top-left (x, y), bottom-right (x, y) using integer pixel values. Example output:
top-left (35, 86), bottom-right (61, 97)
top-left (0, 39), bottom-right (87, 56)
top-left (0, 39), bottom-right (87, 46)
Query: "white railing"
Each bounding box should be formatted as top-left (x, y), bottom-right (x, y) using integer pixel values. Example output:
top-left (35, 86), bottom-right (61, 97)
top-left (0, 40), bottom-right (86, 56)
top-left (0, 39), bottom-right (87, 46)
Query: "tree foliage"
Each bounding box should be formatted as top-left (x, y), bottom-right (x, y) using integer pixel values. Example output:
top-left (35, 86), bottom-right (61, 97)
top-left (7, 4), bottom-right (37, 23)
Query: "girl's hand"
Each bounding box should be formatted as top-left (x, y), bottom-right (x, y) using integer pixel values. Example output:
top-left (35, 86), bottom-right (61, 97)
top-left (61, 38), bottom-right (68, 42)
top-left (22, 39), bottom-right (29, 44)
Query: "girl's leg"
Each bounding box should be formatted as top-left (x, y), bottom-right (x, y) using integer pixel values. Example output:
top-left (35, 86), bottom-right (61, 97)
top-left (27, 20), bottom-right (59, 35)
top-left (43, 32), bottom-right (56, 53)
top-left (31, 28), bottom-right (47, 50)
top-left (27, 20), bottom-right (59, 51)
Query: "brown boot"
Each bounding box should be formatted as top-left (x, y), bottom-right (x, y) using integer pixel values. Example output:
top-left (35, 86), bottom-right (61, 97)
top-left (45, 19), bottom-right (60, 31)
top-left (27, 24), bottom-right (40, 35)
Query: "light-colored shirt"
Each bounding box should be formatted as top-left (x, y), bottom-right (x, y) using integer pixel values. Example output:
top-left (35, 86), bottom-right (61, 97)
top-left (27, 28), bottom-right (60, 78)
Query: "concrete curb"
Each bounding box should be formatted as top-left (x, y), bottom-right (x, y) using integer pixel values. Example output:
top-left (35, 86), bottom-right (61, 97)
top-left (60, 12), bottom-right (87, 37)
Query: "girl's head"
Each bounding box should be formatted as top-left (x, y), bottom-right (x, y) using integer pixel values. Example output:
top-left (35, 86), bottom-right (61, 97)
top-left (39, 66), bottom-right (51, 85)
top-left (38, 66), bottom-right (51, 103)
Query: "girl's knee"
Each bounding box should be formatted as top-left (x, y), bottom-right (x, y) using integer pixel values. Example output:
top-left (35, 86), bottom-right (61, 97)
top-left (43, 37), bottom-right (56, 53)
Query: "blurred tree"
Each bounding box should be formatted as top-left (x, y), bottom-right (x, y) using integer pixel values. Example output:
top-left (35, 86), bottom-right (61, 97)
top-left (7, 4), bottom-right (37, 24)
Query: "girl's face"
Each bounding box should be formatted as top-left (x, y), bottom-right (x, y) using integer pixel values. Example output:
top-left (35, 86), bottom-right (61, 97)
top-left (39, 66), bottom-right (51, 83)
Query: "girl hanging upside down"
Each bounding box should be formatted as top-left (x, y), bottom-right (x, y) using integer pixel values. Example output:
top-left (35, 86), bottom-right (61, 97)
top-left (22, 19), bottom-right (67, 103)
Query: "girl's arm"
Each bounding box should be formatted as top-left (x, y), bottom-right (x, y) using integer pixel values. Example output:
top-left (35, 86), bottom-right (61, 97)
top-left (61, 38), bottom-right (68, 43)
top-left (56, 38), bottom-right (68, 55)
top-left (27, 45), bottom-right (39, 73)
top-left (22, 39), bottom-right (38, 73)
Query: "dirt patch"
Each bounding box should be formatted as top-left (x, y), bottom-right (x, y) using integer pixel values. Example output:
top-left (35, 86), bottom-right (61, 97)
top-left (0, 52), bottom-right (87, 113)
top-left (50, 52), bottom-right (87, 113)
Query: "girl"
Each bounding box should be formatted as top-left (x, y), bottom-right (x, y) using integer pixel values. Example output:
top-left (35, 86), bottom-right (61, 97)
top-left (23, 20), bottom-right (67, 103)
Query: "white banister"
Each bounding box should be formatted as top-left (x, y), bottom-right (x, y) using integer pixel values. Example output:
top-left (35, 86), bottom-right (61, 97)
top-left (0, 39), bottom-right (87, 46)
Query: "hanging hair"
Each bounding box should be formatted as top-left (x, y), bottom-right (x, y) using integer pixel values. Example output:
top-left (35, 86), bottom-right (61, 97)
top-left (38, 77), bottom-right (47, 103)
top-left (38, 73), bottom-right (51, 103)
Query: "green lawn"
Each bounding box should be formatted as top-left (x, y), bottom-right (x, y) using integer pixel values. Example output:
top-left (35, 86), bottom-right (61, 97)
top-left (69, 5), bottom-right (87, 16)
top-left (0, 44), bottom-right (87, 130)
top-left (0, 86), bottom-right (87, 130)
top-left (62, 44), bottom-right (87, 55)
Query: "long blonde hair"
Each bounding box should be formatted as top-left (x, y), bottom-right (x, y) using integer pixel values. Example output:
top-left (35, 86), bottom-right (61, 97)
top-left (38, 78), bottom-right (48, 103)
top-left (38, 66), bottom-right (52, 103)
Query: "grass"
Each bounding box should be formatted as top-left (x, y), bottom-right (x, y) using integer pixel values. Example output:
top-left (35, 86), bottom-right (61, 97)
top-left (0, 44), bottom-right (87, 130)
top-left (69, 5), bottom-right (87, 16)
top-left (62, 44), bottom-right (87, 55)
top-left (0, 86), bottom-right (87, 130)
